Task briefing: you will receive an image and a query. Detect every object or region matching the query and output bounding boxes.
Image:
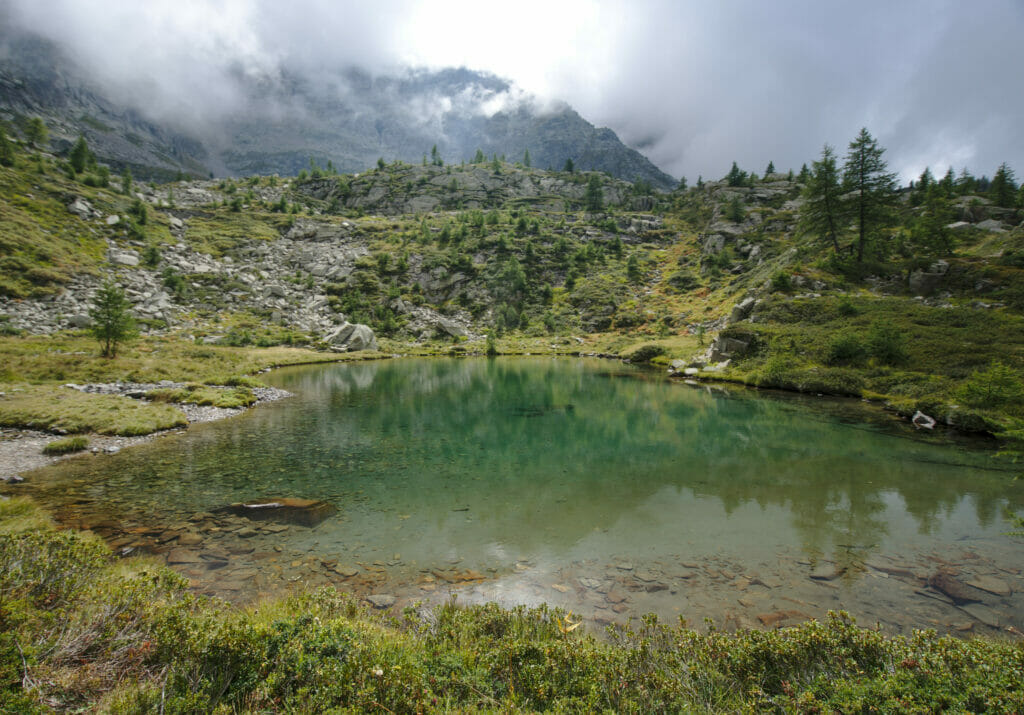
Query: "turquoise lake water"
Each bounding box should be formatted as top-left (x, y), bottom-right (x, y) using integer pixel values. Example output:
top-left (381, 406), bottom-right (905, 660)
top-left (18, 357), bottom-right (1024, 634)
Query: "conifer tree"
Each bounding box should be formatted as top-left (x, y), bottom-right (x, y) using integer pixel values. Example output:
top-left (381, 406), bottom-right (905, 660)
top-left (89, 280), bottom-right (137, 358)
top-left (523, 148), bottom-right (531, 167)
top-left (585, 174), bottom-right (604, 211)
top-left (910, 166), bottom-right (934, 206)
top-left (563, 157), bottom-right (574, 173)
top-left (69, 135), bottom-right (91, 174)
top-left (797, 164), bottom-right (810, 182)
top-left (25, 117), bottom-right (47, 149)
top-left (988, 163), bottom-right (1018, 207)
top-left (800, 145), bottom-right (844, 253)
top-left (473, 148), bottom-right (485, 163)
top-left (0, 127), bottom-right (14, 167)
top-left (121, 168), bottom-right (133, 195)
top-left (765, 160), bottom-right (775, 176)
top-left (725, 161), bottom-right (746, 186)
top-left (842, 128), bottom-right (898, 262)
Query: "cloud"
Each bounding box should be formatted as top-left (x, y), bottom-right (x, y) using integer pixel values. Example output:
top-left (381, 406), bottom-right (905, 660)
top-left (4, 0), bottom-right (1022, 182)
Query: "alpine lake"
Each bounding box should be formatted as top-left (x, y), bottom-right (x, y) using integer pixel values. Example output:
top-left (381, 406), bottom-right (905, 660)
top-left (13, 357), bottom-right (1024, 637)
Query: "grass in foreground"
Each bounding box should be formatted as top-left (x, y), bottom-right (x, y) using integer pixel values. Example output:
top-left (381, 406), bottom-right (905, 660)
top-left (1, 497), bottom-right (1022, 713)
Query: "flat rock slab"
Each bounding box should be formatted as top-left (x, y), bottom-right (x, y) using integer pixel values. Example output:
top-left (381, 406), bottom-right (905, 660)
top-left (221, 498), bottom-right (337, 526)
top-left (967, 575), bottom-right (1012, 598)
top-left (166, 548), bottom-right (203, 564)
top-left (960, 603), bottom-right (1003, 628)
top-left (929, 572), bottom-right (982, 605)
top-left (366, 594), bottom-right (396, 609)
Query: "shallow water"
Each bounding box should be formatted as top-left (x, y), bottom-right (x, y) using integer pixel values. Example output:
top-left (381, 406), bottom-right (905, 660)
top-left (13, 357), bottom-right (1024, 635)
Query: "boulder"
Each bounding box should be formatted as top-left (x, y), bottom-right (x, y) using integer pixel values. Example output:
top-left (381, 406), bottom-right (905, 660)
top-left (710, 335), bottom-right (751, 361)
top-left (105, 214), bottom-right (120, 226)
top-left (729, 297), bottom-right (757, 324)
top-left (67, 198), bottom-right (92, 218)
top-left (975, 219), bottom-right (1006, 233)
top-left (701, 234), bottom-right (726, 255)
top-left (108, 249), bottom-right (140, 267)
top-left (325, 322), bottom-right (377, 352)
top-left (366, 594), bottom-right (396, 609)
top-left (220, 498), bottom-right (337, 527)
top-left (909, 270), bottom-right (944, 296)
top-left (928, 571), bottom-right (981, 605)
top-left (67, 314), bottom-right (92, 329)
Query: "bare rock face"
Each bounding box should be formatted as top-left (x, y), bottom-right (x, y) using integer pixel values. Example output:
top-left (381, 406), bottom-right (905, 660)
top-left (221, 498), bottom-right (337, 527)
top-left (325, 322), bottom-right (378, 352)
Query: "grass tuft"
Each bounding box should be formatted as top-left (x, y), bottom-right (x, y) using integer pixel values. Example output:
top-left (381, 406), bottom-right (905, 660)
top-left (41, 435), bottom-right (90, 455)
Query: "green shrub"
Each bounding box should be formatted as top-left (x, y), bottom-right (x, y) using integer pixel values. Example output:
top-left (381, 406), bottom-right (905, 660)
top-left (770, 271), bottom-right (792, 293)
top-left (836, 297), bottom-right (859, 316)
top-left (625, 344), bottom-right (666, 363)
top-left (41, 435), bottom-right (90, 455)
top-left (826, 331), bottom-right (866, 366)
top-left (958, 362), bottom-right (1024, 414)
top-left (866, 320), bottom-right (907, 365)
top-left (665, 269), bottom-right (699, 292)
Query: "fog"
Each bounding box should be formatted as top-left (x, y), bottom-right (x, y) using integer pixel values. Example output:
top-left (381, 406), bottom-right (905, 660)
top-left (5, 0), bottom-right (1022, 182)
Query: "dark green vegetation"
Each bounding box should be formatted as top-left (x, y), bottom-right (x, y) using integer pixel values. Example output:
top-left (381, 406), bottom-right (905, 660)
top-left (1, 497), bottom-right (1021, 713)
top-left (89, 280), bottom-right (137, 357)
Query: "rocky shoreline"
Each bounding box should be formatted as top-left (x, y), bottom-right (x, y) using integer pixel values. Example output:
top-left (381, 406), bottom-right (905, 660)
top-left (0, 382), bottom-right (293, 484)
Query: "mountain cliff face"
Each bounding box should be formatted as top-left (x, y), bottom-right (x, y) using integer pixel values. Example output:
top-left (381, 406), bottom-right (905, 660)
top-left (0, 30), bottom-right (676, 188)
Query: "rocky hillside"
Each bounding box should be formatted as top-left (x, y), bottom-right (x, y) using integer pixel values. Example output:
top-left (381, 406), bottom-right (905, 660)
top-left (1, 130), bottom-right (1023, 441)
top-left (0, 29), bottom-right (675, 188)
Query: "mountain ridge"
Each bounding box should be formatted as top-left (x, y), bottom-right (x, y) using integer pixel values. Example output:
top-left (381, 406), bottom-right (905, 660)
top-left (0, 28), bottom-right (676, 188)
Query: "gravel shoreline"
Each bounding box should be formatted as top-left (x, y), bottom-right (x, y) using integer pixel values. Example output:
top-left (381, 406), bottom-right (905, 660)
top-left (0, 383), bottom-right (292, 484)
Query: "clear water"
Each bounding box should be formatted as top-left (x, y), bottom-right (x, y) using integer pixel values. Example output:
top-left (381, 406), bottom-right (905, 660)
top-left (16, 357), bottom-right (1024, 635)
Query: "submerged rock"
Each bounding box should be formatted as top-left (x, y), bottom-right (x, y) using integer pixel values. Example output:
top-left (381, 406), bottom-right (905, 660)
top-left (928, 571), bottom-right (982, 605)
top-left (220, 498), bottom-right (337, 527)
top-left (967, 575), bottom-right (1012, 598)
top-left (366, 594), bottom-right (396, 609)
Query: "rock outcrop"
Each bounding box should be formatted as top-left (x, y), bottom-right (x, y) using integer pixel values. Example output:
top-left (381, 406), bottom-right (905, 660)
top-left (325, 322), bottom-right (377, 352)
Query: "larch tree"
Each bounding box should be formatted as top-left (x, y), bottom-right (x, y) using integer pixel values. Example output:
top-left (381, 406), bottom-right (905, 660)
top-left (799, 144), bottom-right (844, 253)
top-left (842, 128), bottom-right (898, 263)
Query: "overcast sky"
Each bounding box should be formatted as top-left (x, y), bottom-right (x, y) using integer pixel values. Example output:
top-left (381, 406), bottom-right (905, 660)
top-left (5, 0), bottom-right (1022, 182)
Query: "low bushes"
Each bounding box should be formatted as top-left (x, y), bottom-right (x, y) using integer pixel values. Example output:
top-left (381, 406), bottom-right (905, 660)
top-left (3, 497), bottom-right (1022, 712)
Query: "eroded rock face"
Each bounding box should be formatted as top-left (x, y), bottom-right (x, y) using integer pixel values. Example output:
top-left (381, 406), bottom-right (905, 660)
top-left (220, 498), bottom-right (337, 527)
top-left (325, 321), bottom-right (378, 352)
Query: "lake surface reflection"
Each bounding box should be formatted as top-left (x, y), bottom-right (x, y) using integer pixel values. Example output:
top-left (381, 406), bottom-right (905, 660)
top-left (16, 357), bottom-right (1024, 635)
